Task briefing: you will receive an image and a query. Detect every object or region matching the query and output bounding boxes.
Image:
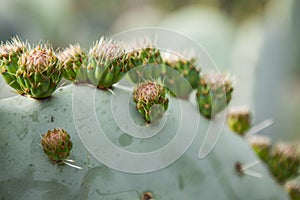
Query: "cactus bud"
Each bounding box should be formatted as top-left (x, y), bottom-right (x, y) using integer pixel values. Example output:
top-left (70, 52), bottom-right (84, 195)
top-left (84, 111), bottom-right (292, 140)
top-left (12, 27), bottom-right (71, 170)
top-left (87, 37), bottom-right (127, 89)
top-left (142, 192), bottom-right (155, 200)
top-left (163, 53), bottom-right (200, 99)
top-left (41, 128), bottom-right (73, 164)
top-left (17, 44), bottom-right (62, 98)
top-left (58, 44), bottom-right (87, 82)
top-left (133, 81), bottom-right (169, 123)
top-left (196, 72), bottom-right (234, 118)
top-left (247, 135), bottom-right (271, 162)
top-left (126, 38), bottom-right (163, 83)
top-left (227, 107), bottom-right (252, 135)
top-left (268, 143), bottom-right (300, 183)
top-left (285, 180), bottom-right (300, 200)
top-left (0, 36), bottom-right (27, 94)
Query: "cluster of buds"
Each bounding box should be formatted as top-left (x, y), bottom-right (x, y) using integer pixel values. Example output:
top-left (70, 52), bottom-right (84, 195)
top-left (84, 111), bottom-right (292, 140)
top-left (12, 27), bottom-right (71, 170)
top-left (196, 72), bottom-right (234, 118)
top-left (133, 81), bottom-right (169, 123)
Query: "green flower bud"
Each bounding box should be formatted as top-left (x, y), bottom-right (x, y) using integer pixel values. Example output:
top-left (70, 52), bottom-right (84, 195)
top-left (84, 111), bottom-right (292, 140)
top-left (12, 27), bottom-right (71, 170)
top-left (41, 128), bottom-right (73, 164)
top-left (163, 53), bottom-right (200, 99)
top-left (268, 143), bottom-right (300, 183)
top-left (196, 72), bottom-right (234, 119)
top-left (285, 180), bottom-right (300, 200)
top-left (58, 44), bottom-right (87, 82)
top-left (88, 37), bottom-right (127, 89)
top-left (227, 107), bottom-right (252, 135)
top-left (247, 135), bottom-right (271, 162)
top-left (133, 81), bottom-right (169, 123)
top-left (17, 44), bottom-right (62, 98)
top-left (126, 38), bottom-right (163, 83)
top-left (0, 36), bottom-right (28, 94)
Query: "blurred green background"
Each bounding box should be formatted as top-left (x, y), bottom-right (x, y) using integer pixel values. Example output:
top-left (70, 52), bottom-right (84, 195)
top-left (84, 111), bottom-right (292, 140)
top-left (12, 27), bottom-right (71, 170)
top-left (0, 0), bottom-right (299, 142)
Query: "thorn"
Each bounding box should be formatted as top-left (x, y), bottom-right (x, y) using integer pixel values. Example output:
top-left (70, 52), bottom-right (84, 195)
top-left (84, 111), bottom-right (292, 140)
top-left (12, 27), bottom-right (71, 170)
top-left (107, 88), bottom-right (115, 95)
top-left (114, 84), bottom-right (133, 93)
top-left (242, 160), bottom-right (260, 171)
top-left (243, 169), bottom-right (263, 178)
top-left (63, 160), bottom-right (82, 170)
top-left (235, 160), bottom-right (262, 178)
top-left (63, 158), bottom-right (76, 163)
top-left (246, 118), bottom-right (274, 136)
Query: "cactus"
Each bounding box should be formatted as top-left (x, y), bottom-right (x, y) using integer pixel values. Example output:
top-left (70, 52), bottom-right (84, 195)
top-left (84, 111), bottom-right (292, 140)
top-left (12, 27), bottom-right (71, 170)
top-left (58, 44), bottom-right (88, 82)
top-left (162, 53), bottom-right (200, 99)
top-left (196, 72), bottom-right (234, 118)
top-left (133, 81), bottom-right (169, 123)
top-left (227, 107), bottom-right (252, 135)
top-left (87, 37), bottom-right (127, 89)
top-left (0, 36), bottom-right (292, 200)
top-left (41, 128), bottom-right (73, 164)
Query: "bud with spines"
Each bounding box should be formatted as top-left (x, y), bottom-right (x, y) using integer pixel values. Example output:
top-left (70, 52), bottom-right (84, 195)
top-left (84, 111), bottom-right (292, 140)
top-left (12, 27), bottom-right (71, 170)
top-left (16, 43), bottom-right (62, 98)
top-left (0, 37), bottom-right (28, 94)
top-left (126, 38), bottom-right (163, 83)
top-left (267, 143), bottom-right (300, 183)
top-left (162, 53), bottom-right (200, 99)
top-left (87, 37), bottom-right (127, 89)
top-left (247, 135), bottom-right (271, 162)
top-left (227, 107), bottom-right (252, 135)
top-left (58, 44), bottom-right (88, 82)
top-left (285, 180), bottom-right (300, 200)
top-left (41, 128), bottom-right (73, 164)
top-left (196, 72), bottom-right (234, 118)
top-left (133, 81), bottom-right (169, 123)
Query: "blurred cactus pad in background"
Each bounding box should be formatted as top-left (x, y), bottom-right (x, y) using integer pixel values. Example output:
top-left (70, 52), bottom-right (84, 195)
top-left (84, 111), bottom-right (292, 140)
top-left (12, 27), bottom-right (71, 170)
top-left (1, 0), bottom-right (300, 199)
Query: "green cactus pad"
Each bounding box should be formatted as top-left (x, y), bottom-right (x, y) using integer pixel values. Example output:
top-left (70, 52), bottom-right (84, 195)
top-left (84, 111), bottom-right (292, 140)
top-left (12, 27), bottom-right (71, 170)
top-left (41, 128), bottom-right (73, 164)
top-left (0, 84), bottom-right (290, 199)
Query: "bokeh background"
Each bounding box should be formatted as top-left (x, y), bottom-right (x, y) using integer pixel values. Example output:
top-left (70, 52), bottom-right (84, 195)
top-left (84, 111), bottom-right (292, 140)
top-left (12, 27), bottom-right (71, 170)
top-left (0, 0), bottom-right (299, 142)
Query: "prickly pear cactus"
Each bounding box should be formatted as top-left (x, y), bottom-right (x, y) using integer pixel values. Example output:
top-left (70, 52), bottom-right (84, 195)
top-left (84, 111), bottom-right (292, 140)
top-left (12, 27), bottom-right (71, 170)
top-left (0, 29), bottom-right (291, 199)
